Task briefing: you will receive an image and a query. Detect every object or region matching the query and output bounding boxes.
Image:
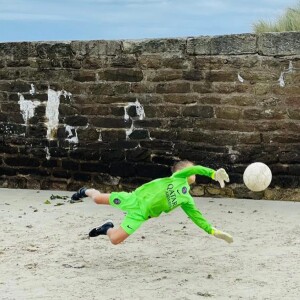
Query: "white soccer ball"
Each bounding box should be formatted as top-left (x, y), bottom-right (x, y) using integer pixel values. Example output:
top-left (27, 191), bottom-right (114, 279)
top-left (243, 162), bottom-right (272, 192)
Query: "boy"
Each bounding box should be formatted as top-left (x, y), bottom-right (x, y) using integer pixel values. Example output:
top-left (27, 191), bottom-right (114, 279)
top-left (71, 160), bottom-right (233, 245)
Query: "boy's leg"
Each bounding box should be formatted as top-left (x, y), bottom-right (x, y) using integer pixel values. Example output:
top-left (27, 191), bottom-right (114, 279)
top-left (107, 227), bottom-right (129, 245)
top-left (71, 188), bottom-right (110, 205)
top-left (89, 220), bottom-right (129, 244)
top-left (85, 189), bottom-right (110, 205)
top-left (89, 214), bottom-right (145, 245)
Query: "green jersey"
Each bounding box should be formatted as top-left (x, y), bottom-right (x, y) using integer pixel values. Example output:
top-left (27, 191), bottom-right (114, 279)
top-left (133, 165), bottom-right (216, 234)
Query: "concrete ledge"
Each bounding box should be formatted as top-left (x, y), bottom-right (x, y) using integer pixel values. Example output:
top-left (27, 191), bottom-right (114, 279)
top-left (257, 32), bottom-right (300, 56)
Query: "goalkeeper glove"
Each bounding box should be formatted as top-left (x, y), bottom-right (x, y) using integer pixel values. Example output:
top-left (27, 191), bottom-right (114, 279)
top-left (213, 168), bottom-right (230, 188)
top-left (211, 228), bottom-right (233, 244)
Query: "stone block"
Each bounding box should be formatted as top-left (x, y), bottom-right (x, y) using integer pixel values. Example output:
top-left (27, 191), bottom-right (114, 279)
top-left (205, 70), bottom-right (236, 82)
top-left (52, 170), bottom-right (72, 179)
top-left (162, 56), bottom-right (190, 69)
top-left (211, 34), bottom-right (257, 55)
top-left (70, 148), bottom-right (100, 161)
top-left (156, 82), bottom-right (190, 93)
top-left (182, 69), bottom-right (204, 81)
top-left (215, 107), bottom-right (242, 120)
top-left (187, 34), bottom-right (256, 55)
top-left (186, 36), bottom-right (211, 55)
top-left (134, 163), bottom-right (170, 178)
top-left (27, 125), bottom-right (47, 138)
top-left (182, 105), bottom-right (214, 118)
top-left (134, 119), bottom-right (162, 128)
top-left (128, 129), bottom-right (149, 140)
top-left (85, 40), bottom-right (122, 56)
top-left (114, 83), bottom-right (131, 94)
top-left (80, 162), bottom-right (109, 173)
top-left (62, 160), bottom-right (80, 171)
top-left (126, 148), bottom-right (151, 162)
top-left (138, 54), bottom-right (162, 69)
top-left (109, 55), bottom-right (137, 68)
top-left (73, 172), bottom-right (92, 182)
top-left (110, 161), bottom-right (136, 177)
top-left (101, 129), bottom-right (126, 141)
top-left (151, 155), bottom-right (176, 165)
top-left (98, 69), bottom-right (143, 82)
top-left (73, 70), bottom-right (96, 82)
top-left (122, 38), bottom-right (186, 54)
top-left (287, 109), bottom-right (300, 120)
top-left (42, 159), bottom-right (58, 168)
top-left (65, 115), bottom-right (88, 126)
top-left (5, 156), bottom-right (40, 167)
top-left (163, 94), bottom-right (198, 104)
top-left (88, 83), bottom-right (115, 96)
top-left (101, 149), bottom-right (125, 162)
top-left (90, 117), bottom-right (132, 129)
top-left (94, 173), bottom-right (120, 186)
top-left (258, 32), bottom-right (300, 56)
top-left (147, 69), bottom-right (182, 82)
top-left (0, 167), bottom-right (17, 176)
top-left (77, 128), bottom-right (99, 141)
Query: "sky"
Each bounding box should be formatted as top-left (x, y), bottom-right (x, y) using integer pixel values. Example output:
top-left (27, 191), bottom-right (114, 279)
top-left (0, 0), bottom-right (298, 42)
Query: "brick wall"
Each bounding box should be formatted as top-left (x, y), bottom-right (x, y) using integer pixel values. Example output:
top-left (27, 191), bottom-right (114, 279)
top-left (0, 32), bottom-right (299, 200)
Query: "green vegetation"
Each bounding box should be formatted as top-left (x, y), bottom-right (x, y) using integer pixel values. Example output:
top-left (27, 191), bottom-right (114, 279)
top-left (253, 2), bottom-right (300, 33)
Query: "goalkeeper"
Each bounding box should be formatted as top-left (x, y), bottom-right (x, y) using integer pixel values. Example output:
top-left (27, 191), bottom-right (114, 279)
top-left (71, 160), bottom-right (233, 245)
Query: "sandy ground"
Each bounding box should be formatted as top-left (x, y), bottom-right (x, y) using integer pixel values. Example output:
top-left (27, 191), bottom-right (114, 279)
top-left (0, 188), bottom-right (299, 300)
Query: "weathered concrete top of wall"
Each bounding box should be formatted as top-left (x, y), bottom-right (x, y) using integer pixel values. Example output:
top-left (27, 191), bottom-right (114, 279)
top-left (0, 32), bottom-right (299, 57)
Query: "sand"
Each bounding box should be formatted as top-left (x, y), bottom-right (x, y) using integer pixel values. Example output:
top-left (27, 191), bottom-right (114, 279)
top-left (0, 188), bottom-right (299, 300)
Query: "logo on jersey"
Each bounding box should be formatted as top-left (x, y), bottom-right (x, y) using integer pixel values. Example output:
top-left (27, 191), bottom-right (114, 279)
top-left (182, 187), bottom-right (187, 194)
top-left (166, 184), bottom-right (177, 208)
top-left (113, 198), bottom-right (121, 205)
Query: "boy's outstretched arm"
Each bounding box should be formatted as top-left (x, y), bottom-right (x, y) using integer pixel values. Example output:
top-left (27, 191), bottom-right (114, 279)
top-left (172, 165), bottom-right (215, 179)
top-left (172, 165), bottom-right (230, 188)
top-left (181, 201), bottom-right (233, 244)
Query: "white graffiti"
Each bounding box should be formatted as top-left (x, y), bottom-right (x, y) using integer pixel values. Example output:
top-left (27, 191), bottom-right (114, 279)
top-left (45, 88), bottom-right (71, 140)
top-left (65, 125), bottom-right (78, 143)
top-left (18, 93), bottom-right (40, 124)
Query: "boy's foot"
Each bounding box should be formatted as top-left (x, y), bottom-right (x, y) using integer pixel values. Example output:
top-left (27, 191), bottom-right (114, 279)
top-left (71, 187), bottom-right (88, 202)
top-left (89, 220), bottom-right (114, 237)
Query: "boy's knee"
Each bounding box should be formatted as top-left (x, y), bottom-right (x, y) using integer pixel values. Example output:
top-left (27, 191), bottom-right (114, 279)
top-left (109, 236), bottom-right (122, 245)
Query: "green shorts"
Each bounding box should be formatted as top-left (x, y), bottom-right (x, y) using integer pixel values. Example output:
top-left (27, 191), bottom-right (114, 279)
top-left (109, 192), bottom-right (147, 235)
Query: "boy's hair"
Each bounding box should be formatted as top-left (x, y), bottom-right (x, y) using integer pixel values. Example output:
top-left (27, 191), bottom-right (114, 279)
top-left (171, 160), bottom-right (194, 173)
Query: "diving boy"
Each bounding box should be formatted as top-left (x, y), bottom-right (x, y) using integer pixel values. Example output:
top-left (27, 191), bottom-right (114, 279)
top-left (71, 160), bottom-right (233, 245)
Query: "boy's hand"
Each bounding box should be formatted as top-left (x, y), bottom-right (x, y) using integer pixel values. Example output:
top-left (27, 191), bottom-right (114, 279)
top-left (214, 168), bottom-right (230, 188)
top-left (212, 228), bottom-right (233, 244)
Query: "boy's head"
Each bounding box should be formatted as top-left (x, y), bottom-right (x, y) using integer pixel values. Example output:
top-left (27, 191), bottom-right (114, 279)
top-left (172, 160), bottom-right (196, 184)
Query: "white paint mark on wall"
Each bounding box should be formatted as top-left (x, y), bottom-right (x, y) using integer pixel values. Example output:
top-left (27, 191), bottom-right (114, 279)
top-left (124, 99), bottom-right (146, 140)
top-left (65, 125), bottom-right (78, 143)
top-left (227, 146), bottom-right (240, 163)
top-left (18, 93), bottom-right (40, 124)
top-left (125, 123), bottom-right (134, 140)
top-left (98, 130), bottom-right (102, 142)
top-left (45, 88), bottom-right (72, 140)
top-left (278, 72), bottom-right (285, 87)
top-left (45, 147), bottom-right (51, 160)
top-left (238, 73), bottom-right (244, 83)
top-left (278, 60), bottom-right (300, 88)
top-left (124, 99), bottom-right (145, 120)
top-left (29, 84), bottom-right (36, 95)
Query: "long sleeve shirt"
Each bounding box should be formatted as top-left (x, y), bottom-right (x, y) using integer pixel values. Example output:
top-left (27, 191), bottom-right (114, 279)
top-left (133, 165), bottom-right (216, 234)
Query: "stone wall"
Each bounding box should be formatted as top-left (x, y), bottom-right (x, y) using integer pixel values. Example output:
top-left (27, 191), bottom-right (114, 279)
top-left (0, 32), bottom-right (299, 200)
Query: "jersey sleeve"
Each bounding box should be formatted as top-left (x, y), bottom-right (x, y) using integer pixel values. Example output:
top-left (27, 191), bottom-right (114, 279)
top-left (181, 198), bottom-right (213, 234)
top-left (172, 165), bottom-right (215, 179)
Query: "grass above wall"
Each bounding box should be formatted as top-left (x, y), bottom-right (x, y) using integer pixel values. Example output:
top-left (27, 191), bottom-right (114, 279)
top-left (253, 2), bottom-right (300, 33)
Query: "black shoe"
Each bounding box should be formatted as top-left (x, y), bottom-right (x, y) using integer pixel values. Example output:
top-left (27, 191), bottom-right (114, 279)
top-left (89, 220), bottom-right (114, 237)
top-left (71, 187), bottom-right (88, 202)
